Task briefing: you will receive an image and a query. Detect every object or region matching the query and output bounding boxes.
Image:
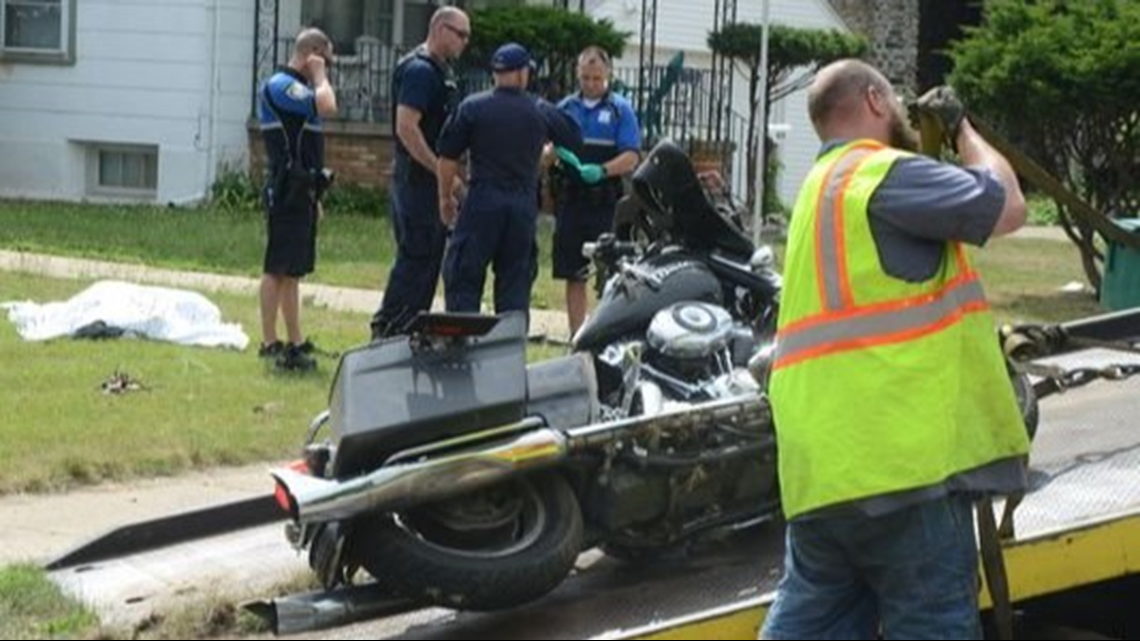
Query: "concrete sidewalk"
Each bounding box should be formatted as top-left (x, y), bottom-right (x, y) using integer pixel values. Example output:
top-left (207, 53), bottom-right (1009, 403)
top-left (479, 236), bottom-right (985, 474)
top-left (0, 249), bottom-right (571, 341)
top-left (0, 464), bottom-right (274, 565)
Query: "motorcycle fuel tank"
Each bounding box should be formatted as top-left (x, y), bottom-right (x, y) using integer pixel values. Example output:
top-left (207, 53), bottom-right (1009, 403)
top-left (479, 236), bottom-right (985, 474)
top-left (574, 253), bottom-right (723, 353)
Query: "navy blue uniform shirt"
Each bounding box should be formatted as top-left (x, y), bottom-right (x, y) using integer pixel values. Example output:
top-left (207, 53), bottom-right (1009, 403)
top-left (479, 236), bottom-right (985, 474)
top-left (392, 48), bottom-right (457, 177)
top-left (259, 67), bottom-right (325, 177)
top-left (438, 87), bottom-right (581, 189)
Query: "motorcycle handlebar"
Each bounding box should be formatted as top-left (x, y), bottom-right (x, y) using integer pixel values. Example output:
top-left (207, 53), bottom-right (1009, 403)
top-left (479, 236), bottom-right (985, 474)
top-left (582, 238), bottom-right (641, 262)
top-left (619, 261), bottom-right (663, 291)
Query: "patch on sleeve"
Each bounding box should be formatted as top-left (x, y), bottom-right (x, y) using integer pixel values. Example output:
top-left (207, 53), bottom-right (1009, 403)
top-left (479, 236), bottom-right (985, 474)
top-left (286, 81), bottom-right (312, 101)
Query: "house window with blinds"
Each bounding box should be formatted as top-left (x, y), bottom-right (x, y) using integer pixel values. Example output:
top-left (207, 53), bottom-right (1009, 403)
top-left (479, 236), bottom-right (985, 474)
top-left (1, 0), bottom-right (73, 63)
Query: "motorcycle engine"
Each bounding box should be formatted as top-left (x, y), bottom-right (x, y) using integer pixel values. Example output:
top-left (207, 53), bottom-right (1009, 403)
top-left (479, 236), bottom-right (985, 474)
top-left (646, 302), bottom-right (735, 383)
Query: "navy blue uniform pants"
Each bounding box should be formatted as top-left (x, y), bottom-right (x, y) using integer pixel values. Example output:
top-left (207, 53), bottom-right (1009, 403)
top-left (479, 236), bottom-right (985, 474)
top-left (372, 159), bottom-right (447, 335)
top-left (552, 186), bottom-right (619, 280)
top-left (443, 184), bottom-right (538, 314)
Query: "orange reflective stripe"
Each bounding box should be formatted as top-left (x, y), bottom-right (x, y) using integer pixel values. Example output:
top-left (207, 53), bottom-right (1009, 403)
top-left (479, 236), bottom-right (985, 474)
top-left (774, 299), bottom-right (989, 370)
top-left (813, 157), bottom-right (841, 312)
top-left (815, 142), bottom-right (882, 312)
top-left (780, 271), bottom-right (979, 336)
top-left (953, 242), bottom-right (972, 276)
top-left (774, 276), bottom-right (989, 369)
top-left (832, 152), bottom-right (881, 309)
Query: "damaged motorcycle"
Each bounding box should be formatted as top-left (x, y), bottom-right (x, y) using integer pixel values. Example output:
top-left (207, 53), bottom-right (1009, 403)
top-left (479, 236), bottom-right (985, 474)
top-left (270, 140), bottom-right (787, 610)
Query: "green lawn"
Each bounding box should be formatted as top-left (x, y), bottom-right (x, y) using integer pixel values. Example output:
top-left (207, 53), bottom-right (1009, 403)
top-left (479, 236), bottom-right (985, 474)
top-left (0, 270), bottom-right (570, 495)
top-left (0, 200), bottom-right (566, 311)
top-left (0, 565), bottom-right (98, 640)
top-left (0, 200), bottom-right (1105, 494)
top-left (0, 272), bottom-right (359, 494)
top-left (971, 236), bottom-right (1103, 325)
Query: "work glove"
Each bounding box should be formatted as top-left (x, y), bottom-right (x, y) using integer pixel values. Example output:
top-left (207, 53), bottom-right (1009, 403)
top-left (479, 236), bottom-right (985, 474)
top-left (907, 85), bottom-right (966, 154)
top-left (579, 163), bottom-right (606, 185)
top-left (554, 146), bottom-right (583, 171)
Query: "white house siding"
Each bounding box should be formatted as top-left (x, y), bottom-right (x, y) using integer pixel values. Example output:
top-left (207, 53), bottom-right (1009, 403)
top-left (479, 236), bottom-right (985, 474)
top-left (589, 0), bottom-right (848, 207)
top-left (0, 0), bottom-right (253, 204)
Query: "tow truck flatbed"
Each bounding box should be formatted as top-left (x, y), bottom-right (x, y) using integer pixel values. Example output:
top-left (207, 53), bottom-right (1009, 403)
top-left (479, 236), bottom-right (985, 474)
top-left (49, 329), bottom-right (1140, 639)
top-left (283, 348), bottom-right (1139, 640)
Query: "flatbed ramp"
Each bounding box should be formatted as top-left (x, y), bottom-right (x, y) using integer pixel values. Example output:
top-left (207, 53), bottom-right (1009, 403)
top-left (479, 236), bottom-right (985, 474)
top-left (306, 350), bottom-right (1139, 640)
top-left (48, 349), bottom-right (1139, 639)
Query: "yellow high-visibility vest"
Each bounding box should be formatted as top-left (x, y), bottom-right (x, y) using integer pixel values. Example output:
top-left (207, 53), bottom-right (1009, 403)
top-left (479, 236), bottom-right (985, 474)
top-left (770, 140), bottom-right (1029, 519)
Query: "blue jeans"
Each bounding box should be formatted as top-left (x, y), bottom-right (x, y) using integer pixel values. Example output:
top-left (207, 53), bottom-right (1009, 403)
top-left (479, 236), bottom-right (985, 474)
top-left (761, 494), bottom-right (982, 640)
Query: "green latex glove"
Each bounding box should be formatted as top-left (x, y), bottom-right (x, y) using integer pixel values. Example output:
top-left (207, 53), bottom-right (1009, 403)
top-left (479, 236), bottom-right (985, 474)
top-left (579, 163), bottom-right (606, 185)
top-left (554, 146), bottom-right (583, 171)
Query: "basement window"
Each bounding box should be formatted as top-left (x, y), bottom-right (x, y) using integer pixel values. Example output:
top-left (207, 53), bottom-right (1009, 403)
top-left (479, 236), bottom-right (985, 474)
top-left (88, 145), bottom-right (159, 198)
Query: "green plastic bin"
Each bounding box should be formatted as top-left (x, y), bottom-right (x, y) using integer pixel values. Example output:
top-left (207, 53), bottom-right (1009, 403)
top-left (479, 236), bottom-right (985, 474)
top-left (1100, 218), bottom-right (1140, 311)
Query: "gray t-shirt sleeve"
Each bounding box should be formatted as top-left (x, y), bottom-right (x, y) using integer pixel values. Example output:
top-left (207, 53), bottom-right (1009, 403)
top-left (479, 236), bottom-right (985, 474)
top-left (870, 156), bottom-right (1007, 247)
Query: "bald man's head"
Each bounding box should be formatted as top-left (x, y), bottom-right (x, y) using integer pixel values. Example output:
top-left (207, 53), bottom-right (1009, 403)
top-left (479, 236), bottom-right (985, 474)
top-left (808, 60), bottom-right (890, 128)
top-left (430, 6), bottom-right (467, 30)
top-left (807, 59), bottom-right (917, 150)
top-left (295, 28), bottom-right (332, 61)
top-left (427, 6), bottom-right (470, 59)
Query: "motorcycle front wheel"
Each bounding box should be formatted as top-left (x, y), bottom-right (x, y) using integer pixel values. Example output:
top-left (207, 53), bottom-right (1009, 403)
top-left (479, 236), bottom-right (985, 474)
top-left (351, 471), bottom-right (582, 610)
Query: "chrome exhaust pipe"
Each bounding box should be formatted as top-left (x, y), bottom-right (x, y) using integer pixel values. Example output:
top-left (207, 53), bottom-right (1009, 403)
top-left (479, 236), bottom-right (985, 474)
top-left (275, 394), bottom-right (770, 526)
top-left (274, 425), bottom-right (569, 525)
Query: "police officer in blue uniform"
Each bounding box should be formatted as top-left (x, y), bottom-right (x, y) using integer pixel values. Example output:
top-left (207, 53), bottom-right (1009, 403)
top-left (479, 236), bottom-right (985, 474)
top-left (436, 43), bottom-right (582, 316)
top-left (370, 7), bottom-right (470, 340)
top-left (257, 28), bottom-right (337, 371)
top-left (552, 46), bottom-right (641, 337)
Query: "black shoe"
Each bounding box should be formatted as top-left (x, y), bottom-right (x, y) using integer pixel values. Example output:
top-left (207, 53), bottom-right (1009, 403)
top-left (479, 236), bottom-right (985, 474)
top-left (275, 343), bottom-right (317, 372)
top-left (258, 340), bottom-right (285, 358)
top-left (295, 339), bottom-right (339, 359)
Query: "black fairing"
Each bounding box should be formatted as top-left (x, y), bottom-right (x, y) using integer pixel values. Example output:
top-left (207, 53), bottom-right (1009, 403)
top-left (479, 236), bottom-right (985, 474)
top-left (573, 253), bottom-right (723, 353)
top-left (631, 140), bottom-right (754, 259)
top-left (327, 313), bottom-right (528, 478)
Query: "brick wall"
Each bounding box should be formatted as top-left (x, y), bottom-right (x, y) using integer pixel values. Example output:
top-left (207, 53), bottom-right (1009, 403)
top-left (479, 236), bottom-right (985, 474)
top-left (248, 120), bottom-right (395, 189)
top-left (828, 0), bottom-right (920, 92)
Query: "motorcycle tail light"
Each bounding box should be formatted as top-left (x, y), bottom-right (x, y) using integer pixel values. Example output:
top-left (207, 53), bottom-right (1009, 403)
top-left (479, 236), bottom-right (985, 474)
top-left (273, 459), bottom-right (308, 516)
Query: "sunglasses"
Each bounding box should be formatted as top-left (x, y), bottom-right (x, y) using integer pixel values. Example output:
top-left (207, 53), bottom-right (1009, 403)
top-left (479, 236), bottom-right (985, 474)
top-left (443, 23), bottom-right (470, 41)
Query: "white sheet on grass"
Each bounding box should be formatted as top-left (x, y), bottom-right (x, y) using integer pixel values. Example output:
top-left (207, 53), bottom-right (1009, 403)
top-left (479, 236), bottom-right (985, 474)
top-left (1, 280), bottom-right (249, 350)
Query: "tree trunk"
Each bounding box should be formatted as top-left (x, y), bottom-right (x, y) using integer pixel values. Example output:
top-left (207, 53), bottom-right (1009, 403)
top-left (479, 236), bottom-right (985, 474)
top-left (1058, 204), bottom-right (1104, 294)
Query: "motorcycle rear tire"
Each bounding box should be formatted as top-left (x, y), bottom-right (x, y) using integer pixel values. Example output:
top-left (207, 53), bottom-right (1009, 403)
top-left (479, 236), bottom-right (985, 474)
top-left (350, 471), bottom-right (582, 610)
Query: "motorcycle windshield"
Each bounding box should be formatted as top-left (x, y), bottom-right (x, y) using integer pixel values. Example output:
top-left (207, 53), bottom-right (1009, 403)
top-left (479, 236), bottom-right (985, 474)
top-left (631, 140), bottom-right (754, 258)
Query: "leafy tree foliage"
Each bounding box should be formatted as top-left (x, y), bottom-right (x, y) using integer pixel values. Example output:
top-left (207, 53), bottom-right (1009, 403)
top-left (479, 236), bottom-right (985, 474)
top-left (949, 0), bottom-right (1140, 289)
top-left (463, 6), bottom-right (629, 99)
top-left (709, 24), bottom-right (866, 215)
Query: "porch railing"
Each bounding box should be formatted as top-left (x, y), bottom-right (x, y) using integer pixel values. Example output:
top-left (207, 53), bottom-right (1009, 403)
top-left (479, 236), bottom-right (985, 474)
top-left (613, 64), bottom-right (752, 203)
top-left (252, 37), bottom-right (752, 198)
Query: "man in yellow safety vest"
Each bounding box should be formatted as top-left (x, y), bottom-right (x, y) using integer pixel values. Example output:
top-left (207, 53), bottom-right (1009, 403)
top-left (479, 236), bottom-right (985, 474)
top-left (761, 59), bottom-right (1029, 640)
